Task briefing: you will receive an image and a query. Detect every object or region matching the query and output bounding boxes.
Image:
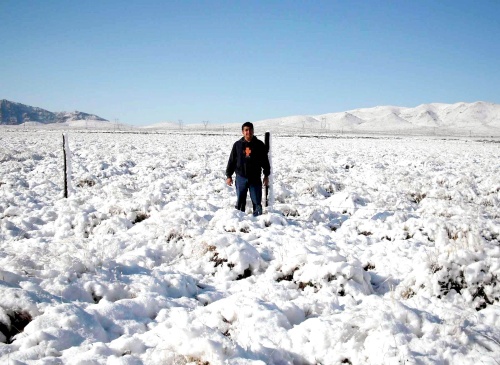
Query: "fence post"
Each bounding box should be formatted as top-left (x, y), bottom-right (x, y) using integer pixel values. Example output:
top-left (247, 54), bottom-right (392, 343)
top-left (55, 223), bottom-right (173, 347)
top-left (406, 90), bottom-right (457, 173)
top-left (264, 132), bottom-right (274, 209)
top-left (63, 134), bottom-right (68, 198)
top-left (62, 133), bottom-right (73, 198)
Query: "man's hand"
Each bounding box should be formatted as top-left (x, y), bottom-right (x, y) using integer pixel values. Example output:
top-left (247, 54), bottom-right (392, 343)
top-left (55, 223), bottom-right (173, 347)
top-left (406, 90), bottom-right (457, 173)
top-left (263, 176), bottom-right (269, 186)
top-left (226, 177), bottom-right (233, 186)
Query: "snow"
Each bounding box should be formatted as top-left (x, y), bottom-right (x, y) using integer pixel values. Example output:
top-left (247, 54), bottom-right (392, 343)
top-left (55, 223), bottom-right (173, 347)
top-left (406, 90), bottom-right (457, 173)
top-left (252, 102), bottom-right (500, 137)
top-left (1, 129), bottom-right (500, 364)
top-left (140, 122), bottom-right (182, 130)
top-left (5, 101), bottom-right (500, 138)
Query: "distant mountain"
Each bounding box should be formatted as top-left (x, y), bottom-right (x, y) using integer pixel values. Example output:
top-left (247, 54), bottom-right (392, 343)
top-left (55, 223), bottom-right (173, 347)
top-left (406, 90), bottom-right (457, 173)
top-left (140, 121), bottom-right (182, 129)
top-left (253, 101), bottom-right (500, 135)
top-left (0, 99), bottom-right (108, 125)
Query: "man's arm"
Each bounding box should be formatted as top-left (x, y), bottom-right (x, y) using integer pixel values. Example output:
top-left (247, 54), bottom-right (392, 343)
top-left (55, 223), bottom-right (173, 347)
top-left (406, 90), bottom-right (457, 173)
top-left (261, 142), bottom-right (271, 181)
top-left (226, 143), bottom-right (237, 185)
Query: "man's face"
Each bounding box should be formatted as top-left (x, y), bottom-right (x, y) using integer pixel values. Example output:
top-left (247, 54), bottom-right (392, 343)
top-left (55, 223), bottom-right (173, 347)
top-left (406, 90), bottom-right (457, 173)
top-left (242, 126), bottom-right (254, 141)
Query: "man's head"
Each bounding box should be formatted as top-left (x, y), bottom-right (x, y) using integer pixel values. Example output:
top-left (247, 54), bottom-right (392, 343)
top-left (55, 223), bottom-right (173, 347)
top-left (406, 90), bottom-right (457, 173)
top-left (241, 122), bottom-right (254, 141)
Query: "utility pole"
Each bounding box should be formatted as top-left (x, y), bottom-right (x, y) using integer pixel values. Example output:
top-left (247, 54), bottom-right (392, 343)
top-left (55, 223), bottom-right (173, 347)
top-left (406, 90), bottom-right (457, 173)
top-left (178, 119), bottom-right (183, 130)
top-left (203, 120), bottom-right (209, 130)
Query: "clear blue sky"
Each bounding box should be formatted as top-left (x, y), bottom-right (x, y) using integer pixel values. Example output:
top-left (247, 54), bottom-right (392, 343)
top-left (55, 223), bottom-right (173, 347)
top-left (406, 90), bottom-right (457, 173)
top-left (1, 0), bottom-right (499, 126)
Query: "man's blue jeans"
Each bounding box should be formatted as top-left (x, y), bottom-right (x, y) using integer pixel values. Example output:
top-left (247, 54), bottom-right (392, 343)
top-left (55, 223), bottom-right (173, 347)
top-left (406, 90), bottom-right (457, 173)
top-left (235, 175), bottom-right (262, 215)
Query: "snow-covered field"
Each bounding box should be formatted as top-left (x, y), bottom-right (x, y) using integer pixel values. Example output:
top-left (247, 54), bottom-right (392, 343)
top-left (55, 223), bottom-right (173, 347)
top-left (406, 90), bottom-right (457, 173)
top-left (1, 130), bottom-right (500, 365)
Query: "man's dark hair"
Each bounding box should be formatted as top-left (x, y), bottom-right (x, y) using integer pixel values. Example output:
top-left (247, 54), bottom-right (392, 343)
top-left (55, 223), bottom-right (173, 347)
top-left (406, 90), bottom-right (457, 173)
top-left (242, 122), bottom-right (254, 130)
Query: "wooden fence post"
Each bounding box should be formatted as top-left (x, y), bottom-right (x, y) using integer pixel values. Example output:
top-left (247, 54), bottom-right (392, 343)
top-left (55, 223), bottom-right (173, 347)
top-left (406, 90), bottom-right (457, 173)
top-left (63, 134), bottom-right (68, 198)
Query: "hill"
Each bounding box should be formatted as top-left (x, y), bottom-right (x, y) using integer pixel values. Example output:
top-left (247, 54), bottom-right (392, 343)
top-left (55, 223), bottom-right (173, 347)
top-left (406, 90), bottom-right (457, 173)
top-left (253, 101), bottom-right (500, 135)
top-left (0, 99), bottom-right (108, 125)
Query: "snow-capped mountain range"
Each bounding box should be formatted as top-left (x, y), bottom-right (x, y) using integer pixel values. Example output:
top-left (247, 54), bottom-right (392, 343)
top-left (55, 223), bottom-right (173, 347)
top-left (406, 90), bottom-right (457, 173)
top-left (252, 101), bottom-right (500, 134)
top-left (3, 99), bottom-right (500, 136)
top-left (0, 99), bottom-right (108, 125)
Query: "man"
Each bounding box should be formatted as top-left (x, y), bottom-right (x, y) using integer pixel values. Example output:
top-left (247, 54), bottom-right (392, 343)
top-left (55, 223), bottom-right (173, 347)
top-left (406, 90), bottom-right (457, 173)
top-left (226, 122), bottom-right (270, 216)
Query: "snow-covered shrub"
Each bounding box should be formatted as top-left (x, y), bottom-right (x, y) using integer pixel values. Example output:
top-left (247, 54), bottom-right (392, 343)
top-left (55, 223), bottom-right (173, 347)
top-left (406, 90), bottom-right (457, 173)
top-left (273, 182), bottom-right (293, 203)
top-left (0, 308), bottom-right (32, 344)
top-left (274, 246), bottom-right (373, 300)
top-left (398, 245), bottom-right (500, 310)
top-left (76, 178), bottom-right (96, 188)
top-left (204, 234), bottom-right (262, 281)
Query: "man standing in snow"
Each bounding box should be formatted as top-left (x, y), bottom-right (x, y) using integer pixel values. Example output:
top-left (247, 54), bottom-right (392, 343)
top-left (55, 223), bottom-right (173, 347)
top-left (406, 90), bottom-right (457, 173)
top-left (226, 122), bottom-right (270, 216)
